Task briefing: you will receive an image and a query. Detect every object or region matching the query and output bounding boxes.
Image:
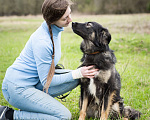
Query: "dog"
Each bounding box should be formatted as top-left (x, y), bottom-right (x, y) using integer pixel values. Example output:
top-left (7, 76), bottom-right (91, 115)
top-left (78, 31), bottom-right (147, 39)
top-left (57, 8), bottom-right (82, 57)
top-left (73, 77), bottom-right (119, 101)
top-left (72, 22), bottom-right (141, 120)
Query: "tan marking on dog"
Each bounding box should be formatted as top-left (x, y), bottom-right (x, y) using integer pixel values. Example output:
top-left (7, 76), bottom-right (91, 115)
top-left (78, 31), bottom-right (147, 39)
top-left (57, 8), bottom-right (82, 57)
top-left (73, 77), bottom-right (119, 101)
top-left (123, 106), bottom-right (131, 117)
top-left (79, 96), bottom-right (88, 120)
top-left (102, 30), bottom-right (109, 45)
top-left (100, 91), bottom-right (116, 120)
top-left (88, 78), bottom-right (100, 104)
top-left (96, 70), bottom-right (111, 83)
top-left (123, 118), bottom-right (129, 120)
top-left (112, 102), bottom-right (120, 113)
top-left (102, 30), bottom-right (106, 36)
top-left (102, 51), bottom-right (111, 57)
top-left (83, 40), bottom-right (94, 53)
top-left (89, 78), bottom-right (96, 96)
top-left (90, 32), bottom-right (95, 40)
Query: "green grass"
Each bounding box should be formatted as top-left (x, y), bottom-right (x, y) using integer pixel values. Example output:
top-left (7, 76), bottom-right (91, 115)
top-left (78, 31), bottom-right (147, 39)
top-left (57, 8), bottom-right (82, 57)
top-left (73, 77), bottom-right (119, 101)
top-left (0, 14), bottom-right (150, 119)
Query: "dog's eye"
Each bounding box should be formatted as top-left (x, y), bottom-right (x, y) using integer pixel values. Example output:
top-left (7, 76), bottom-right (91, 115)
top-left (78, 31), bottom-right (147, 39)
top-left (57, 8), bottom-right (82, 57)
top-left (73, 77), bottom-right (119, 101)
top-left (86, 22), bottom-right (92, 28)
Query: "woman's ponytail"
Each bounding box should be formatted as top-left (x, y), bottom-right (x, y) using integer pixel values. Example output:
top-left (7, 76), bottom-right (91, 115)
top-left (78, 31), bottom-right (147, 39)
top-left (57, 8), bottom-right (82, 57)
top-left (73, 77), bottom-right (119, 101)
top-left (43, 24), bottom-right (55, 93)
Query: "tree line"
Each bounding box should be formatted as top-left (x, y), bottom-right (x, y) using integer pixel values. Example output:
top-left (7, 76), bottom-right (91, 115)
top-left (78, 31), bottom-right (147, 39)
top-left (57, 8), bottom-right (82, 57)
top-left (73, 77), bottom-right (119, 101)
top-left (0, 0), bottom-right (43, 16)
top-left (73, 0), bottom-right (150, 14)
top-left (0, 0), bottom-right (149, 16)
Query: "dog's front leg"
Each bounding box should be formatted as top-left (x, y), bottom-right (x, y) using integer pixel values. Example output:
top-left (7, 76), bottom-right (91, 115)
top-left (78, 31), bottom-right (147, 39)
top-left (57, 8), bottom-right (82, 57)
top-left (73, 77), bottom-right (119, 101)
top-left (101, 92), bottom-right (116, 120)
top-left (79, 95), bottom-right (88, 120)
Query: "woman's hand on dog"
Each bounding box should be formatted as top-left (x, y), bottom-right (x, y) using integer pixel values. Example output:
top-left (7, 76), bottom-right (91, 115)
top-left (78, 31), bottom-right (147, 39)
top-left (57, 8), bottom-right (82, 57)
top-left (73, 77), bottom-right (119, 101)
top-left (81, 66), bottom-right (99, 78)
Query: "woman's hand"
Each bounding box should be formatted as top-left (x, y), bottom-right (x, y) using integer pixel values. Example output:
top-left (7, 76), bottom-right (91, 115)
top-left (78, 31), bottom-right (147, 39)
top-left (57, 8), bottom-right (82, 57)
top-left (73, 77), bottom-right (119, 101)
top-left (80, 66), bottom-right (99, 78)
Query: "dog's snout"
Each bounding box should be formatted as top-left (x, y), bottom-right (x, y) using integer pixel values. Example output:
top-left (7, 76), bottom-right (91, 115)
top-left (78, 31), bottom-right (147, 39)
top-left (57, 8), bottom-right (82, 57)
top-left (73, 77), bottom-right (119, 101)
top-left (72, 22), bottom-right (76, 25)
top-left (72, 22), bottom-right (77, 27)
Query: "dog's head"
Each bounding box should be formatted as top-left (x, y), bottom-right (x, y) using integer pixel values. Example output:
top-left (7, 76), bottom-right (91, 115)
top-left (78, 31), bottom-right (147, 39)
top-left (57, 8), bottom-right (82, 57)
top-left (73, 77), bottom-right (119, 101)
top-left (72, 22), bottom-right (111, 53)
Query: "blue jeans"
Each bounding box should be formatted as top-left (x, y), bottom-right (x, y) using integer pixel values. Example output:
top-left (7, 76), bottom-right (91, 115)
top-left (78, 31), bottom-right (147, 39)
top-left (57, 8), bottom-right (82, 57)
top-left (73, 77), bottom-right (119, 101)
top-left (2, 73), bottom-right (79, 120)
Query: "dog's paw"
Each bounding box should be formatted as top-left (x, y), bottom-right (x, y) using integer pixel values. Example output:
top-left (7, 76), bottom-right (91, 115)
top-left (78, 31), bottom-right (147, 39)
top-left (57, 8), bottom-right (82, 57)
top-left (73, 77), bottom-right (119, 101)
top-left (79, 111), bottom-right (86, 120)
top-left (78, 116), bottom-right (85, 120)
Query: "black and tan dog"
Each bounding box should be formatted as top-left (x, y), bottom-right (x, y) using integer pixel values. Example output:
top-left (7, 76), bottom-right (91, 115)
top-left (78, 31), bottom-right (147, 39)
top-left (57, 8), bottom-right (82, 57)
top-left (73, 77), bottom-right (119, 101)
top-left (72, 22), bottom-right (141, 120)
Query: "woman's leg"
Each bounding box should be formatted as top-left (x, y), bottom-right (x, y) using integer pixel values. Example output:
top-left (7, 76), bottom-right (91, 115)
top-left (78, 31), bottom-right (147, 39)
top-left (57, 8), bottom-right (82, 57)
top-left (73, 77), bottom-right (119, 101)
top-left (35, 78), bottom-right (79, 97)
top-left (2, 80), bottom-right (72, 120)
top-left (36, 69), bottom-right (79, 97)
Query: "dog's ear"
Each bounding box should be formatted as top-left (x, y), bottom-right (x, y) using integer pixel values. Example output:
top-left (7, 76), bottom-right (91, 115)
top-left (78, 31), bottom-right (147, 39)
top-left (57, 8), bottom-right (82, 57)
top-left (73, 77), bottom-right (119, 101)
top-left (93, 28), bottom-right (111, 51)
top-left (101, 30), bottom-right (111, 44)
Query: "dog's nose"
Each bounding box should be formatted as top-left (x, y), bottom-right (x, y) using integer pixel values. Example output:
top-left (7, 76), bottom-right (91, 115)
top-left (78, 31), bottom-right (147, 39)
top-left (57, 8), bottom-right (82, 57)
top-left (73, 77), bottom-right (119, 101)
top-left (72, 22), bottom-right (77, 27)
top-left (72, 22), bottom-right (75, 26)
top-left (72, 22), bottom-right (76, 24)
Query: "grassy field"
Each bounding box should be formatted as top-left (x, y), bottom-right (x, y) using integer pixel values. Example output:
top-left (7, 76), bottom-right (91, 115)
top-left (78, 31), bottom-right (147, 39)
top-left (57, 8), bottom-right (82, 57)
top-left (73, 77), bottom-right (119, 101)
top-left (0, 14), bottom-right (150, 119)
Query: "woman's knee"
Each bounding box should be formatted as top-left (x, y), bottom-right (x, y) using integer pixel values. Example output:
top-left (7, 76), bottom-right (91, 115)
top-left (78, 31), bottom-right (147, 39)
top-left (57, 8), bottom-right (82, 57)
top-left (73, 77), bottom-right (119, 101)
top-left (60, 109), bottom-right (72, 120)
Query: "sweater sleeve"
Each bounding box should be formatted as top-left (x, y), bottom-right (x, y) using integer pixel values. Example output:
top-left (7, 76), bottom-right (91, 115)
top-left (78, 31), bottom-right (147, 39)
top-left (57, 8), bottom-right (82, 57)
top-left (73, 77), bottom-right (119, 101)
top-left (33, 39), bottom-right (74, 87)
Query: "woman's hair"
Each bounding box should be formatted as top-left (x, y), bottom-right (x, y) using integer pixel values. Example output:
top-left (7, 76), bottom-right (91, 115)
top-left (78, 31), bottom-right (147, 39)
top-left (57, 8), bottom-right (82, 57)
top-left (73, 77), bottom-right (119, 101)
top-left (42, 0), bottom-right (72, 25)
top-left (41, 0), bottom-right (73, 93)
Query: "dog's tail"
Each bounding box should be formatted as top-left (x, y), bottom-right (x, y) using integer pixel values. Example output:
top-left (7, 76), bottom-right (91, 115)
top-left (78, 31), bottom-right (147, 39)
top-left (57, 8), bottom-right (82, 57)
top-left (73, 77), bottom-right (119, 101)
top-left (110, 98), bottom-right (141, 120)
top-left (123, 106), bottom-right (141, 120)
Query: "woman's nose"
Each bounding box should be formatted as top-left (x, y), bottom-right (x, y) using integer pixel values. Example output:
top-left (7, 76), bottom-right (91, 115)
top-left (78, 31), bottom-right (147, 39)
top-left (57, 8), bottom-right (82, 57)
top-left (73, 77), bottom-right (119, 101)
top-left (68, 14), bottom-right (72, 23)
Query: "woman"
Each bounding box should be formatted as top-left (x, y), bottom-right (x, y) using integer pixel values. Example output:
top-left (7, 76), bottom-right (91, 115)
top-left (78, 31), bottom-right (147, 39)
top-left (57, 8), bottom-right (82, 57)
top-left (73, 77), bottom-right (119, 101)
top-left (0, 0), bottom-right (98, 119)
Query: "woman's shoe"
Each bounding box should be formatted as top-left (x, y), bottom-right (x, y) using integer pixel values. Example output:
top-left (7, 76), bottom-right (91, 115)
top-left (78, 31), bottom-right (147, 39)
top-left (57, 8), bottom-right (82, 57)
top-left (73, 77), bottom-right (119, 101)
top-left (0, 106), bottom-right (12, 120)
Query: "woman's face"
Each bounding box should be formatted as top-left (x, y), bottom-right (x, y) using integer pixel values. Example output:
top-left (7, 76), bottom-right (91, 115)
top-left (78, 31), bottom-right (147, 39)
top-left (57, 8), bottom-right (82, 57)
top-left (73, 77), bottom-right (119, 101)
top-left (53, 6), bottom-right (72, 27)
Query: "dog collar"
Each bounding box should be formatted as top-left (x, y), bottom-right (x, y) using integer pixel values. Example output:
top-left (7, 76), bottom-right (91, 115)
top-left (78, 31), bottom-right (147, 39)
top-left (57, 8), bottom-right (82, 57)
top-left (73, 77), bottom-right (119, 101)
top-left (86, 51), bottom-right (100, 55)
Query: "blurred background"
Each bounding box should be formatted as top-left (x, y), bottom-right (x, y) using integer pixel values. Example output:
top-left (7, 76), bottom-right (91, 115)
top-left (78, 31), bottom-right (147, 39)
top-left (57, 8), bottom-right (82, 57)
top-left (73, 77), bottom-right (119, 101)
top-left (0, 0), bottom-right (150, 16)
top-left (0, 0), bottom-right (150, 119)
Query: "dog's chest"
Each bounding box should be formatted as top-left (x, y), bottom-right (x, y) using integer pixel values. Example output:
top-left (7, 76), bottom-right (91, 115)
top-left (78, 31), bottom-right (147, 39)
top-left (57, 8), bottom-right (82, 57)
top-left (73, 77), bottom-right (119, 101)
top-left (88, 69), bottom-right (111, 96)
top-left (89, 78), bottom-right (96, 96)
top-left (88, 78), bottom-right (100, 104)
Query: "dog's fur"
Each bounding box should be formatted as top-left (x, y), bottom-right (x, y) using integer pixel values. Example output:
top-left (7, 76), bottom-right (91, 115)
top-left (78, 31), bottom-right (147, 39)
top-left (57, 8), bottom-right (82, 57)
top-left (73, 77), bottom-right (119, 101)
top-left (72, 22), bottom-right (141, 120)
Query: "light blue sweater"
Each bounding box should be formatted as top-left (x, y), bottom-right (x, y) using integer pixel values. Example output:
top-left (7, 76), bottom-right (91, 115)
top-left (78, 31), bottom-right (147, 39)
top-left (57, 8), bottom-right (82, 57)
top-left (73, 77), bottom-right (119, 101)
top-left (4, 21), bottom-right (73, 87)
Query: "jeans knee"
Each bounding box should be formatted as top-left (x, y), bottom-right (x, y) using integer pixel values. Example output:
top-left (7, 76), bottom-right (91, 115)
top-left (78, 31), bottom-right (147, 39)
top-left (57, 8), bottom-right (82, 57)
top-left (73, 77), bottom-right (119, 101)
top-left (61, 109), bottom-right (72, 120)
